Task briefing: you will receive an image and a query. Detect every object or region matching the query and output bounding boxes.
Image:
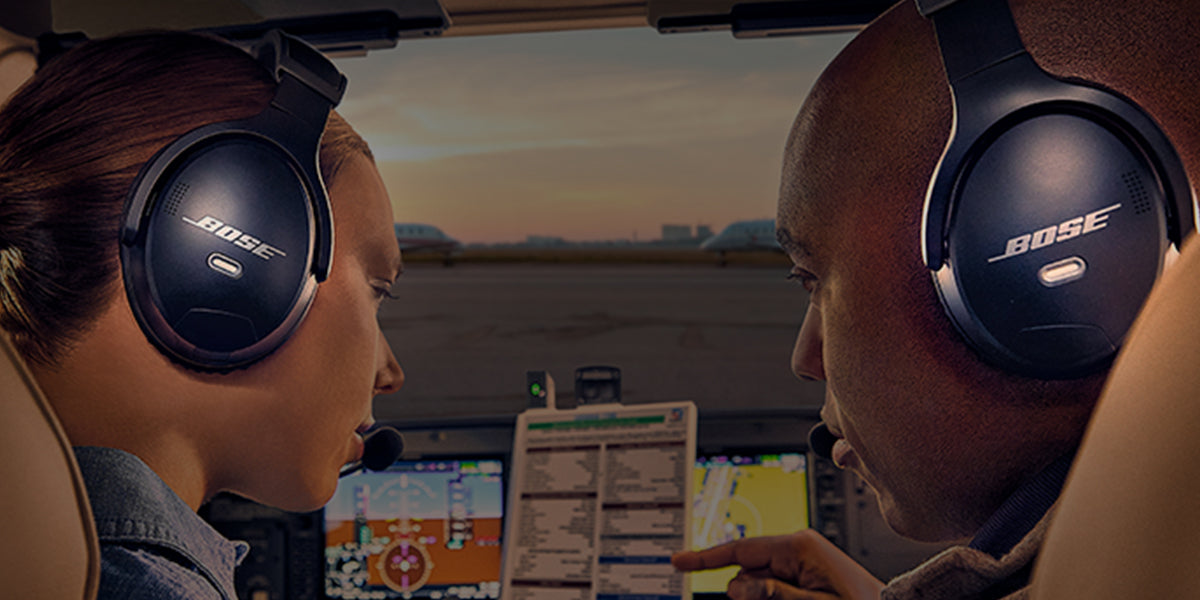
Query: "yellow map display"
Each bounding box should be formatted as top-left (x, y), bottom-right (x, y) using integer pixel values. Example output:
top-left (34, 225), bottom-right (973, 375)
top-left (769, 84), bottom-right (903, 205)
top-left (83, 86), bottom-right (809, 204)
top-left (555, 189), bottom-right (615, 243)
top-left (689, 454), bottom-right (809, 594)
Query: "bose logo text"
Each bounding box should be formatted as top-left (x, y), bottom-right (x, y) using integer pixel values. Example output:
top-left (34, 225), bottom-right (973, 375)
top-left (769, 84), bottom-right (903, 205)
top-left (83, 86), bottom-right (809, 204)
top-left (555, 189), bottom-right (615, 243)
top-left (181, 215), bottom-right (287, 261)
top-left (987, 203), bottom-right (1122, 264)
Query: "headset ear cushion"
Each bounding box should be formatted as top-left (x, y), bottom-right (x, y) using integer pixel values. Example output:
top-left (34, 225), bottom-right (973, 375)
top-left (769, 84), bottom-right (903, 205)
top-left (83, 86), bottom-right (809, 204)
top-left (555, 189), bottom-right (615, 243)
top-left (937, 111), bottom-right (1168, 378)
top-left (122, 134), bottom-right (319, 371)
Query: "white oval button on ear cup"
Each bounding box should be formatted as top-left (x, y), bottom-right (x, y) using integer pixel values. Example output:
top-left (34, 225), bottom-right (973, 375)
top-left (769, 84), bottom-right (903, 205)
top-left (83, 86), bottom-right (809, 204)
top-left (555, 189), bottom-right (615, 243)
top-left (1038, 256), bottom-right (1087, 288)
top-left (207, 252), bottom-right (243, 279)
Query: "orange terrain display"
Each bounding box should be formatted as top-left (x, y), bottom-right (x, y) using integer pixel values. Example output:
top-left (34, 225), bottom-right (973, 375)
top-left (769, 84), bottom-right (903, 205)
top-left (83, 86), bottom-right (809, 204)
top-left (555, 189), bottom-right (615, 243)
top-left (325, 459), bottom-right (505, 599)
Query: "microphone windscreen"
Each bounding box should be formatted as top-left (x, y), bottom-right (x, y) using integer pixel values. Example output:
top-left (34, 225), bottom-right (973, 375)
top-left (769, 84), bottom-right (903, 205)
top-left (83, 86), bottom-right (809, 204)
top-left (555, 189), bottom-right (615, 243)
top-left (808, 422), bottom-right (837, 460)
top-left (361, 426), bottom-right (404, 472)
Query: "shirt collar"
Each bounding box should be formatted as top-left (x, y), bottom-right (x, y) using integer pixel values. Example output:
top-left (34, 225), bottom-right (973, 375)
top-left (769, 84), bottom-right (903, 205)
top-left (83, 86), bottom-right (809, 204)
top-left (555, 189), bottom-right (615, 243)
top-left (74, 446), bottom-right (248, 599)
top-left (968, 451), bottom-right (1076, 558)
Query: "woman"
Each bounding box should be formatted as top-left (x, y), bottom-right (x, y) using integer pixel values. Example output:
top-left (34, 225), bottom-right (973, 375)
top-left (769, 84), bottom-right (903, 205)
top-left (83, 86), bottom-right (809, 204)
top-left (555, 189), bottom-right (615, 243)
top-left (0, 31), bottom-right (404, 599)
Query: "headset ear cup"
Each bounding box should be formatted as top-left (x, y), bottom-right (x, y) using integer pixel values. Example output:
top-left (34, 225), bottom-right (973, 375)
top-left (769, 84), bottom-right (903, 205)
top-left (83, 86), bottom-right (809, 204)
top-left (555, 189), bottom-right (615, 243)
top-left (918, 0), bottom-right (1193, 379)
top-left (119, 31), bottom-right (341, 372)
top-left (122, 134), bottom-right (324, 371)
top-left (934, 111), bottom-right (1169, 378)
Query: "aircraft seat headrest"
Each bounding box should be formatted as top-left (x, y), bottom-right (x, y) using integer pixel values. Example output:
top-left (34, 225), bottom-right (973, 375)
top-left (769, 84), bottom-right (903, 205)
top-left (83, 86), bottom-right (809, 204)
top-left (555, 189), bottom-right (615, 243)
top-left (0, 331), bottom-right (100, 599)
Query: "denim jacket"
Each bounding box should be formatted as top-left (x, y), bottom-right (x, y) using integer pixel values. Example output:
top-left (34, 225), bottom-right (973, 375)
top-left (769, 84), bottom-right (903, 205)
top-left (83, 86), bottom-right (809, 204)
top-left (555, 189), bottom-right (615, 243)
top-left (74, 446), bottom-right (248, 600)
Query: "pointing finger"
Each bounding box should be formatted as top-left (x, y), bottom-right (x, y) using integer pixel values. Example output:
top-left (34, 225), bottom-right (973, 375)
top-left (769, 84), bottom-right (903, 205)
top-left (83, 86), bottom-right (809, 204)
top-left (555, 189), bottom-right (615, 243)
top-left (672, 536), bottom-right (791, 572)
top-left (672, 547), bottom-right (735, 572)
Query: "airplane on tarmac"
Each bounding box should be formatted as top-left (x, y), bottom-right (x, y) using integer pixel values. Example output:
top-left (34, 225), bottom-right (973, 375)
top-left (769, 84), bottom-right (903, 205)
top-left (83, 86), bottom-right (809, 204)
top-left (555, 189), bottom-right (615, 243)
top-left (394, 223), bottom-right (463, 264)
top-left (699, 218), bottom-right (782, 264)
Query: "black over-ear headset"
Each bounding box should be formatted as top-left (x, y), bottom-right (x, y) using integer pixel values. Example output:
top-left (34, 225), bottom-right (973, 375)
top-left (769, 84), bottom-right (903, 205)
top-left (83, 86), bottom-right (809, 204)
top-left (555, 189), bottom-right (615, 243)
top-left (120, 30), bottom-right (347, 371)
top-left (917, 0), bottom-right (1196, 379)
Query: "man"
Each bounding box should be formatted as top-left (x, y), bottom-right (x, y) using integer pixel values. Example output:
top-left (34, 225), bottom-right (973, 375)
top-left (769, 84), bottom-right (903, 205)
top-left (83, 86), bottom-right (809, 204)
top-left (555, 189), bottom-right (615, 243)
top-left (673, 0), bottom-right (1200, 598)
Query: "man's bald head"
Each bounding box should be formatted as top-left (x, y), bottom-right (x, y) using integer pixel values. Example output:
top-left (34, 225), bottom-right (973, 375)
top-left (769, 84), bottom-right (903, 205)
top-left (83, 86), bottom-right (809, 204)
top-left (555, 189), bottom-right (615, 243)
top-left (781, 1), bottom-right (947, 247)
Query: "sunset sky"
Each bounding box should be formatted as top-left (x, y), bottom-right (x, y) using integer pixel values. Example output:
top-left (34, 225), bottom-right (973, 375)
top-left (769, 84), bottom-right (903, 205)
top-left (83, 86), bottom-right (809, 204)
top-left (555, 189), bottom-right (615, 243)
top-left (332, 28), bottom-right (854, 244)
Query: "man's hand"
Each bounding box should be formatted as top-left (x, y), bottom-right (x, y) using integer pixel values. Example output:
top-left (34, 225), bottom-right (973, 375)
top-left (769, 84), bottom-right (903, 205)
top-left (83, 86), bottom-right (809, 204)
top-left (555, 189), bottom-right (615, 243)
top-left (671, 530), bottom-right (883, 600)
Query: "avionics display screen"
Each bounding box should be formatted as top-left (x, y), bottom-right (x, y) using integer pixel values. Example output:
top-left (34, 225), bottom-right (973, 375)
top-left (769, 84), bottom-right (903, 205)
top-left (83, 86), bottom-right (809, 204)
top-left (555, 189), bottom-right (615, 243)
top-left (690, 452), bottom-right (810, 594)
top-left (325, 458), bottom-right (505, 600)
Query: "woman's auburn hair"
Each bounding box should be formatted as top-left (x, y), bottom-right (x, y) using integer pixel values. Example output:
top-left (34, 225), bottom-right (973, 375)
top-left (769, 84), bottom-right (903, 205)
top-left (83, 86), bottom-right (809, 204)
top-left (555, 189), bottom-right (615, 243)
top-left (0, 31), bottom-right (371, 365)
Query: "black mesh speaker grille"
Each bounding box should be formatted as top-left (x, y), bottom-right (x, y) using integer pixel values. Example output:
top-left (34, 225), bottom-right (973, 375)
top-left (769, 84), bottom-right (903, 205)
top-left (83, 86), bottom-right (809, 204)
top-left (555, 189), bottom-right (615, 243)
top-left (163, 182), bottom-right (189, 217)
top-left (1122, 170), bottom-right (1152, 215)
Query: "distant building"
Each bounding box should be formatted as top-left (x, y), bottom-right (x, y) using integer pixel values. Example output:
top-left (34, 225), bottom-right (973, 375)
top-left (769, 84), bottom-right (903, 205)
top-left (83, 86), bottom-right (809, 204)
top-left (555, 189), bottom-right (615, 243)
top-left (696, 225), bottom-right (714, 240)
top-left (662, 224), bottom-right (692, 242)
